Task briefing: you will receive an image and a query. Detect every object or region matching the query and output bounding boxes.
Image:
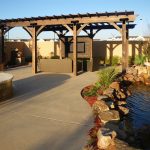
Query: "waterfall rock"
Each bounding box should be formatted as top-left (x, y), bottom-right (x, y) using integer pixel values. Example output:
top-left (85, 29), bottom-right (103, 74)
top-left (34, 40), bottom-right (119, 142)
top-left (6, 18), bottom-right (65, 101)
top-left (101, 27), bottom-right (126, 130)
top-left (109, 82), bottom-right (120, 91)
top-left (98, 110), bottom-right (120, 123)
top-left (97, 128), bottom-right (116, 150)
top-left (92, 100), bottom-right (109, 115)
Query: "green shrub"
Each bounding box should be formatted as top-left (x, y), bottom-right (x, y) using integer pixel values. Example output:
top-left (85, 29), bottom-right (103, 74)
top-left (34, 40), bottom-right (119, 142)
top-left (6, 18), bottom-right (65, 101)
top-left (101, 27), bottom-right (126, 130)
top-left (112, 56), bottom-right (120, 66)
top-left (105, 56), bottom-right (120, 66)
top-left (83, 86), bottom-right (98, 97)
top-left (134, 55), bottom-right (146, 66)
top-left (96, 67), bottom-right (119, 90)
top-left (83, 67), bottom-right (119, 97)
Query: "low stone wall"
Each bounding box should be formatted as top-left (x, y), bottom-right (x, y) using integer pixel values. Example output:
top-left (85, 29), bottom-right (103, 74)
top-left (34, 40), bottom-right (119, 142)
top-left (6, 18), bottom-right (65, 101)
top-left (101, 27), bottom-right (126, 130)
top-left (39, 58), bottom-right (73, 73)
top-left (0, 73), bottom-right (13, 101)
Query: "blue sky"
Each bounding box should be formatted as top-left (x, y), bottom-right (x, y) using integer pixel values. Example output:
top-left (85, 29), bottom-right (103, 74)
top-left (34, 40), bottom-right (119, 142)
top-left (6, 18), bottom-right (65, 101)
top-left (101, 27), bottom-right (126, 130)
top-left (0, 0), bottom-right (150, 39)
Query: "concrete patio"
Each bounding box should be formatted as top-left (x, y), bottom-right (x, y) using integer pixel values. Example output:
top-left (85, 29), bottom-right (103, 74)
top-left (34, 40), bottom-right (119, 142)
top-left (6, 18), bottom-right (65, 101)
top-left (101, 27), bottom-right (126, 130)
top-left (0, 66), bottom-right (97, 150)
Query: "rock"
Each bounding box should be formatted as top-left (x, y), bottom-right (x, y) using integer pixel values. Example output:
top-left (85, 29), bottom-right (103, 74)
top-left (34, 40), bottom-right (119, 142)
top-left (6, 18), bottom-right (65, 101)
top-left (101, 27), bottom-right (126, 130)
top-left (92, 100), bottom-right (109, 115)
top-left (99, 110), bottom-right (120, 123)
top-left (145, 79), bottom-right (150, 86)
top-left (83, 145), bottom-right (94, 150)
top-left (104, 122), bottom-right (127, 140)
top-left (117, 91), bottom-right (126, 99)
top-left (117, 101), bottom-right (127, 106)
top-left (124, 74), bottom-right (134, 80)
top-left (105, 100), bottom-right (115, 109)
top-left (126, 67), bottom-right (138, 76)
top-left (97, 89), bottom-right (103, 95)
top-left (103, 88), bottom-right (114, 97)
top-left (118, 106), bottom-right (129, 115)
top-left (109, 82), bottom-right (120, 91)
top-left (126, 90), bottom-right (131, 96)
top-left (136, 66), bottom-right (148, 75)
top-left (133, 76), bottom-right (140, 82)
top-left (97, 95), bottom-right (109, 100)
top-left (140, 73), bottom-right (149, 80)
top-left (97, 128), bottom-right (116, 150)
top-left (139, 76), bottom-right (145, 83)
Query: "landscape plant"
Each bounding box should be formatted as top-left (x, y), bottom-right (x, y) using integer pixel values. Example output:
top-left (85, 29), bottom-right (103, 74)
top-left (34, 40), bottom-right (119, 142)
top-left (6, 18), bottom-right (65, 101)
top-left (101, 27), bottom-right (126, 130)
top-left (83, 67), bottom-right (119, 97)
top-left (111, 55), bottom-right (120, 66)
top-left (95, 67), bottom-right (119, 90)
top-left (134, 55), bottom-right (146, 66)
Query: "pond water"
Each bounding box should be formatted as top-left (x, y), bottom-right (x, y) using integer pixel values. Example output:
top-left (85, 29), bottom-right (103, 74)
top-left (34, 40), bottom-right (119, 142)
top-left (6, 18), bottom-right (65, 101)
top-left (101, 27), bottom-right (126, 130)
top-left (127, 84), bottom-right (150, 130)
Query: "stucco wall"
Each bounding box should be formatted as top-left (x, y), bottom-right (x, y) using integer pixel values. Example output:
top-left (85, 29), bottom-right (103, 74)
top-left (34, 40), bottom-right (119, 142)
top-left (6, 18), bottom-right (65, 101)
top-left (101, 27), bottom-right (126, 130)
top-left (4, 39), bottom-right (146, 65)
top-left (4, 40), bottom-right (60, 64)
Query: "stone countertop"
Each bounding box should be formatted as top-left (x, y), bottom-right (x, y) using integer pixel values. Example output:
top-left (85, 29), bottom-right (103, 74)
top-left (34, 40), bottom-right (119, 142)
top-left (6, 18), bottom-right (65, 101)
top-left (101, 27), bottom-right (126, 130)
top-left (0, 72), bottom-right (13, 83)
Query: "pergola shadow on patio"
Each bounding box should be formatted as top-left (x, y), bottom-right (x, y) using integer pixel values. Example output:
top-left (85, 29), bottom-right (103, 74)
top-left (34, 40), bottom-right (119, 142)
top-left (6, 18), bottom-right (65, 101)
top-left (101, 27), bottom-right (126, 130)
top-left (0, 11), bottom-right (136, 75)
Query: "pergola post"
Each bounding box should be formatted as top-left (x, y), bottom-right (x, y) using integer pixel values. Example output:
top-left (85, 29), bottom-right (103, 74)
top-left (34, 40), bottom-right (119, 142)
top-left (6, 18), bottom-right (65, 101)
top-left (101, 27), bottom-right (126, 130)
top-left (0, 28), bottom-right (4, 64)
top-left (59, 39), bottom-right (63, 59)
top-left (59, 32), bottom-right (63, 60)
top-left (73, 24), bottom-right (77, 76)
top-left (109, 43), bottom-right (113, 65)
top-left (31, 27), bottom-right (38, 74)
top-left (89, 28), bottom-right (94, 72)
top-left (122, 21), bottom-right (129, 72)
top-left (90, 37), bottom-right (94, 72)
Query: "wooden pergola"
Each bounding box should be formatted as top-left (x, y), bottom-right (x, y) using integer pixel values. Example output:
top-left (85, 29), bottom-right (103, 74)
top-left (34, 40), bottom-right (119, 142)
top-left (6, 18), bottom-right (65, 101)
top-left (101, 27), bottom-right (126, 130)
top-left (0, 11), bottom-right (136, 75)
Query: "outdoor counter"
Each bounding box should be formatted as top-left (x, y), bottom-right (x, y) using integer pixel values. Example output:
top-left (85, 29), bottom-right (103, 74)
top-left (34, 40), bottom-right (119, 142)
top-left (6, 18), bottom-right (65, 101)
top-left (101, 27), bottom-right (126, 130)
top-left (0, 73), bottom-right (13, 100)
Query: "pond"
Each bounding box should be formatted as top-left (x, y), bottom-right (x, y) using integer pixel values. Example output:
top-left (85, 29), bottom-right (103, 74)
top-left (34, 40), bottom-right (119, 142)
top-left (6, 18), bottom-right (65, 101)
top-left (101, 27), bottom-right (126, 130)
top-left (127, 84), bottom-right (150, 130)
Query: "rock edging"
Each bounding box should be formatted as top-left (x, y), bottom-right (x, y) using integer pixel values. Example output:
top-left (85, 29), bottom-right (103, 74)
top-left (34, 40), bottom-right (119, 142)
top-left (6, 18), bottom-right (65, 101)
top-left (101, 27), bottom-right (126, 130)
top-left (82, 66), bottom-right (150, 150)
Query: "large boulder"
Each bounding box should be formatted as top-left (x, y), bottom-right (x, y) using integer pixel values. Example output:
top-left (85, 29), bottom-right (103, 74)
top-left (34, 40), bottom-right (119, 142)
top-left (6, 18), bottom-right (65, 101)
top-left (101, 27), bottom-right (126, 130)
top-left (92, 100), bottom-right (109, 115)
top-left (117, 101), bottom-right (127, 106)
top-left (99, 110), bottom-right (120, 123)
top-left (97, 128), bottom-right (116, 150)
top-left (118, 106), bottom-right (129, 115)
top-left (104, 121), bottom-right (127, 140)
top-left (103, 88), bottom-right (114, 97)
top-left (109, 82), bottom-right (120, 91)
top-left (97, 95), bottom-right (109, 101)
top-left (117, 91), bottom-right (126, 99)
top-left (126, 67), bottom-right (138, 76)
top-left (105, 100), bottom-right (115, 109)
top-left (136, 66), bottom-right (147, 75)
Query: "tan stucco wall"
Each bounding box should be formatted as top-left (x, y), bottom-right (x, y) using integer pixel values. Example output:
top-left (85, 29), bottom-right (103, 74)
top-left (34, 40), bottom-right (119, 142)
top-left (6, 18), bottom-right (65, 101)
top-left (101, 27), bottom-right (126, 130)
top-left (4, 40), bottom-right (60, 64)
top-left (4, 39), bottom-right (146, 65)
top-left (4, 42), bottom-right (26, 64)
top-left (38, 41), bottom-right (57, 58)
top-left (105, 41), bottom-right (142, 59)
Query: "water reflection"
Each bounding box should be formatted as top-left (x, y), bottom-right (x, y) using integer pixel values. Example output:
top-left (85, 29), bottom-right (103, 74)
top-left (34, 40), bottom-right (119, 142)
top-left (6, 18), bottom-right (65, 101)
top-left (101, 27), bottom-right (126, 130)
top-left (127, 84), bottom-right (150, 129)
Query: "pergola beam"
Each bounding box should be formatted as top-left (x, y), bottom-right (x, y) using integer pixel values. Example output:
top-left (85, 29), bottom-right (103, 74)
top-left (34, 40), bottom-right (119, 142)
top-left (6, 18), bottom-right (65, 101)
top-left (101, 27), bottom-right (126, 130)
top-left (1, 15), bottom-right (136, 27)
top-left (109, 22), bottom-right (122, 34)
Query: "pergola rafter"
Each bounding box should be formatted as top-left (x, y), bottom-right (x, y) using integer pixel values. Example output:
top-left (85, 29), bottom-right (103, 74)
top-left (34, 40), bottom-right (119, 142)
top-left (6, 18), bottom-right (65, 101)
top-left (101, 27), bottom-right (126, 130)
top-left (0, 11), bottom-right (136, 75)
